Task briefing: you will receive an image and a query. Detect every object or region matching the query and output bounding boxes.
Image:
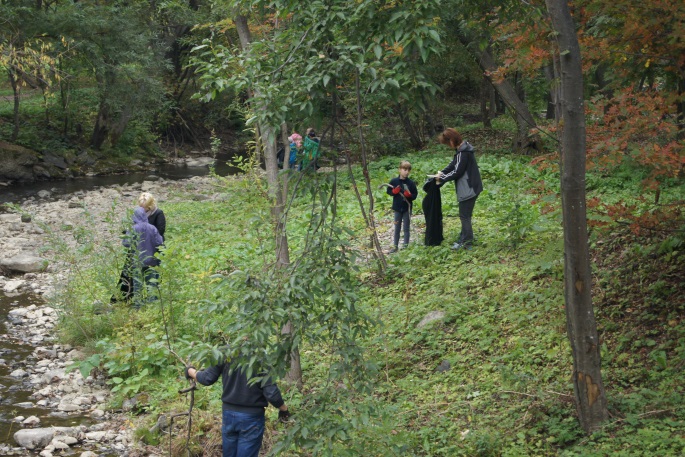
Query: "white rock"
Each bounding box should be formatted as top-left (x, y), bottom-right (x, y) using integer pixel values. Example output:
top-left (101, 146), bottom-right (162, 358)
top-left (85, 431), bottom-right (107, 441)
top-left (58, 403), bottom-right (80, 412)
top-left (22, 416), bottom-right (41, 426)
top-left (73, 396), bottom-right (92, 406)
top-left (49, 439), bottom-right (69, 450)
top-left (13, 428), bottom-right (55, 450)
top-left (3, 279), bottom-right (26, 293)
top-left (8, 308), bottom-right (29, 318)
top-left (10, 369), bottom-right (28, 378)
top-left (417, 310), bottom-right (446, 328)
top-left (59, 436), bottom-right (78, 445)
top-left (0, 253), bottom-right (48, 273)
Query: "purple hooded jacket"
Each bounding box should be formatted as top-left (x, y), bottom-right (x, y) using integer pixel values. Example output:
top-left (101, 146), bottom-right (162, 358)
top-left (123, 207), bottom-right (163, 267)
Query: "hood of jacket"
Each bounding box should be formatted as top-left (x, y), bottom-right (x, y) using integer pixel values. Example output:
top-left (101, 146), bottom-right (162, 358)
top-left (133, 207), bottom-right (148, 224)
top-left (457, 141), bottom-right (475, 154)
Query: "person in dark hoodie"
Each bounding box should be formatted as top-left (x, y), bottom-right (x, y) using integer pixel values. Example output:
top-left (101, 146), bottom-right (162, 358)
top-left (386, 160), bottom-right (418, 252)
top-left (435, 128), bottom-right (483, 250)
top-left (122, 206), bottom-right (163, 309)
top-left (185, 361), bottom-right (290, 457)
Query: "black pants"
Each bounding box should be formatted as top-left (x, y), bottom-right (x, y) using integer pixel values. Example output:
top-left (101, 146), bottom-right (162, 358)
top-left (458, 196), bottom-right (477, 243)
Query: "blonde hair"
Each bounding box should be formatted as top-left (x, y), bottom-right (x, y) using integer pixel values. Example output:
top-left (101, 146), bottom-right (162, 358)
top-left (399, 160), bottom-right (412, 171)
top-left (138, 192), bottom-right (157, 212)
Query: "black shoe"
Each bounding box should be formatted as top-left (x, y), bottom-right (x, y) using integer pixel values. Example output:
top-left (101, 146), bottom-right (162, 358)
top-left (389, 246), bottom-right (398, 254)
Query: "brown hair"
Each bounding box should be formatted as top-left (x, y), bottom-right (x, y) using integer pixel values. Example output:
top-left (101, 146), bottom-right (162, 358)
top-left (399, 160), bottom-right (412, 171)
top-left (438, 128), bottom-right (462, 149)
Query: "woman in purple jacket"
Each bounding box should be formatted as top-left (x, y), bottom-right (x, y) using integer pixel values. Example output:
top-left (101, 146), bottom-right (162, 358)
top-left (123, 207), bottom-right (163, 308)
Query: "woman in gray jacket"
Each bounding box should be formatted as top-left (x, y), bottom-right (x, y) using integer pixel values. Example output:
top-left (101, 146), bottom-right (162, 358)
top-left (435, 128), bottom-right (483, 250)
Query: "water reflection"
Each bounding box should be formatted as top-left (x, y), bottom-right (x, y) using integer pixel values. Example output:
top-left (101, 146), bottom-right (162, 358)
top-left (0, 293), bottom-right (91, 451)
top-left (0, 151), bottom-right (244, 204)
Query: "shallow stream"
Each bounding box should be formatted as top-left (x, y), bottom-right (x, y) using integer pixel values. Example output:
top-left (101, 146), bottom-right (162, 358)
top-left (0, 155), bottom-right (242, 454)
top-left (0, 294), bottom-right (93, 455)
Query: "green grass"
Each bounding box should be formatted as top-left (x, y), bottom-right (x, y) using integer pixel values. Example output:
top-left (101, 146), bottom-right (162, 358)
top-left (45, 134), bottom-right (685, 455)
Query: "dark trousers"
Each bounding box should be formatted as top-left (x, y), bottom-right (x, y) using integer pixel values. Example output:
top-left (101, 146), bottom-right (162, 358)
top-left (393, 210), bottom-right (411, 247)
top-left (132, 266), bottom-right (159, 309)
top-left (458, 196), bottom-right (478, 244)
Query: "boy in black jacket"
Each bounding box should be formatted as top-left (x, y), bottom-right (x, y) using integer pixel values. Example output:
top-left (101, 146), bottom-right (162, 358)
top-left (386, 161), bottom-right (418, 253)
top-left (186, 362), bottom-right (289, 457)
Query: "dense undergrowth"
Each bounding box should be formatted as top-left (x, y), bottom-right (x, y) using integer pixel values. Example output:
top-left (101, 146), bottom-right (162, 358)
top-left (46, 121), bottom-right (684, 456)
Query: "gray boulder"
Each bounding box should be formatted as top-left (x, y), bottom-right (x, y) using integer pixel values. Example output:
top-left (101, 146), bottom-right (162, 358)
top-left (0, 254), bottom-right (48, 273)
top-left (0, 142), bottom-right (39, 181)
top-left (417, 310), bottom-right (445, 329)
top-left (13, 428), bottom-right (55, 450)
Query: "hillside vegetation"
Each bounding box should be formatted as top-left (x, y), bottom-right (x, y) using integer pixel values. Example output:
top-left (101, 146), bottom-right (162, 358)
top-left (51, 122), bottom-right (684, 456)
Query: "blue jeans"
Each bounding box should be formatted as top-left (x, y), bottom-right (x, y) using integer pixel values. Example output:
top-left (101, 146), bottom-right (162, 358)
top-left (221, 410), bottom-right (265, 457)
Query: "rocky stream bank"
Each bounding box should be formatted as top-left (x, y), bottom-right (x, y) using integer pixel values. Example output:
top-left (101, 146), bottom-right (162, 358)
top-left (0, 174), bottom-right (219, 456)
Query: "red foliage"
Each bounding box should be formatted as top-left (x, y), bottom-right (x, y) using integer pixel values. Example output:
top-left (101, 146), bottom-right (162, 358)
top-left (586, 87), bottom-right (684, 188)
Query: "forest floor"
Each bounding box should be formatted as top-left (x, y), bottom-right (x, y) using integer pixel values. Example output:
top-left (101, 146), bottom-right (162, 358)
top-left (27, 120), bottom-right (685, 456)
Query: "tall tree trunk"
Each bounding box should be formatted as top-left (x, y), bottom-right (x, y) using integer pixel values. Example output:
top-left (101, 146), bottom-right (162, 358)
top-left (91, 69), bottom-right (115, 150)
top-left (543, 64), bottom-right (556, 120)
top-left (60, 63), bottom-right (71, 137)
top-left (677, 72), bottom-right (684, 140)
top-left (234, 14), bottom-right (302, 389)
top-left (8, 68), bottom-right (20, 142)
top-left (459, 38), bottom-right (538, 152)
top-left (356, 71), bottom-right (387, 273)
top-left (480, 75), bottom-right (493, 128)
top-left (545, 0), bottom-right (608, 434)
top-left (545, 58), bottom-right (562, 122)
top-left (395, 103), bottom-right (422, 148)
top-left (91, 103), bottom-right (110, 150)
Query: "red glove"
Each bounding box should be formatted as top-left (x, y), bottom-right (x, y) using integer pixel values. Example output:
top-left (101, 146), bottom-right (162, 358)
top-left (403, 190), bottom-right (412, 198)
top-left (392, 186), bottom-right (401, 195)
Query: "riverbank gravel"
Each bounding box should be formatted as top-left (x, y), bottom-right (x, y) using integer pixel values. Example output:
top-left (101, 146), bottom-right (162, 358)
top-left (0, 175), bottom-right (219, 456)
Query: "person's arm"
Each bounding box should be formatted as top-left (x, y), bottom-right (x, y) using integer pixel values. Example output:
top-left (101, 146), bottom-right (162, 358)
top-left (387, 178), bottom-right (400, 196)
top-left (263, 382), bottom-right (290, 420)
top-left (154, 229), bottom-right (163, 248)
top-left (156, 211), bottom-right (166, 239)
top-left (186, 364), bottom-right (223, 386)
top-left (405, 180), bottom-right (418, 201)
top-left (438, 151), bottom-right (465, 183)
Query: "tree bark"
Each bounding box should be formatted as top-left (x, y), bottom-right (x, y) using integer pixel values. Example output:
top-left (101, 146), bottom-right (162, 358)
top-left (91, 103), bottom-right (110, 150)
top-left (545, 0), bottom-right (608, 434)
top-left (480, 75), bottom-right (493, 128)
top-left (8, 68), bottom-right (20, 142)
top-left (459, 38), bottom-right (538, 152)
top-left (395, 102), bottom-right (423, 148)
top-left (356, 71), bottom-right (387, 273)
top-left (234, 14), bottom-right (302, 389)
